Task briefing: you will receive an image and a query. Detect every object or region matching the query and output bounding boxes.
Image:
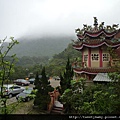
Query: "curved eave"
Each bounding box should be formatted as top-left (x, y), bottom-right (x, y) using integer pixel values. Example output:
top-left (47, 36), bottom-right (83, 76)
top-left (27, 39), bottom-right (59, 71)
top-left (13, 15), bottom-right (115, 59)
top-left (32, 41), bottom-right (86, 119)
top-left (73, 41), bottom-right (120, 50)
top-left (74, 68), bottom-right (97, 75)
top-left (77, 30), bottom-right (117, 39)
top-left (73, 68), bottom-right (116, 75)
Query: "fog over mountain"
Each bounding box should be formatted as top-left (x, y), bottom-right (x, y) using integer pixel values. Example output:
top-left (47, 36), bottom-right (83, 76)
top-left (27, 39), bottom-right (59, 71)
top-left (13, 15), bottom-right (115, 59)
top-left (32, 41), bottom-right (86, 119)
top-left (8, 35), bottom-right (76, 58)
top-left (0, 0), bottom-right (120, 40)
top-left (1, 0), bottom-right (120, 58)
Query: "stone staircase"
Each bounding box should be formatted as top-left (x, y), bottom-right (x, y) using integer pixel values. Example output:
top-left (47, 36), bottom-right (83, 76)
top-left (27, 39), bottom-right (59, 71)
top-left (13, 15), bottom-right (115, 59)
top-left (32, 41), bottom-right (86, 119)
top-left (51, 100), bottom-right (64, 114)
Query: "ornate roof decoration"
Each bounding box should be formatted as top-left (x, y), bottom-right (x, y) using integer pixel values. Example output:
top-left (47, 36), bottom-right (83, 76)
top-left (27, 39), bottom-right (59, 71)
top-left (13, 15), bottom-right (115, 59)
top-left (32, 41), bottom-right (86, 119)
top-left (73, 17), bottom-right (120, 50)
top-left (75, 17), bottom-right (119, 40)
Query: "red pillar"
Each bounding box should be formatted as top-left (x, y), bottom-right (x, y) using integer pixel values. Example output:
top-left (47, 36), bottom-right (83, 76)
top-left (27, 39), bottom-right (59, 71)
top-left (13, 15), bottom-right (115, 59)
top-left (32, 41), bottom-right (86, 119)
top-left (99, 47), bottom-right (103, 67)
top-left (82, 50), bottom-right (84, 67)
top-left (88, 48), bottom-right (91, 67)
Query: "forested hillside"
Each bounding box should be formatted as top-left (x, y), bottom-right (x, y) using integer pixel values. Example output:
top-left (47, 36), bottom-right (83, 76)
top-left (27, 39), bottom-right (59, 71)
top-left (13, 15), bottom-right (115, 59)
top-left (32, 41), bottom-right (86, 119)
top-left (9, 42), bottom-right (81, 79)
top-left (45, 43), bottom-right (81, 76)
top-left (7, 35), bottom-right (76, 58)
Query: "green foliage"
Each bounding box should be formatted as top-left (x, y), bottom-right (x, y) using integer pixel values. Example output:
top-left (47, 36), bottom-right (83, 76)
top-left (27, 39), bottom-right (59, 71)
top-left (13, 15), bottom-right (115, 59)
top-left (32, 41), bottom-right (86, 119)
top-left (16, 56), bottom-right (49, 67)
top-left (34, 67), bottom-right (53, 110)
top-left (46, 43), bottom-right (81, 76)
top-left (60, 57), bottom-right (74, 94)
top-left (60, 77), bottom-right (86, 113)
top-left (0, 37), bottom-right (19, 114)
top-left (7, 36), bottom-right (72, 58)
top-left (60, 78), bottom-right (120, 114)
top-left (8, 43), bottom-right (81, 79)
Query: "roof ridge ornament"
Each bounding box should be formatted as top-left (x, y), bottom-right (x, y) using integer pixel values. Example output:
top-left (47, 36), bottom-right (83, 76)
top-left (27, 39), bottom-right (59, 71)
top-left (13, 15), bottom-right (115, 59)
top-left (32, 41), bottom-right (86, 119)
top-left (93, 17), bottom-right (98, 27)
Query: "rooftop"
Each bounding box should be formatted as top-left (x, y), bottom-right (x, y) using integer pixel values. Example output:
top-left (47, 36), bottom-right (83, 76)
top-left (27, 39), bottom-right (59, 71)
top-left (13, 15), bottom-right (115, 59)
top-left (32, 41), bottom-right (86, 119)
top-left (73, 39), bottom-right (120, 50)
top-left (93, 73), bottom-right (112, 82)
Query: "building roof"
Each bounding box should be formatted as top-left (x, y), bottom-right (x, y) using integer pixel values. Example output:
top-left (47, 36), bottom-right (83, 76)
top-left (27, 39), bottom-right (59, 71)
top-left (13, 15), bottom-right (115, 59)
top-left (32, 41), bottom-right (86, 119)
top-left (77, 29), bottom-right (117, 40)
top-left (93, 73), bottom-right (112, 82)
top-left (73, 67), bottom-right (115, 75)
top-left (73, 39), bottom-right (120, 50)
top-left (73, 17), bottom-right (120, 50)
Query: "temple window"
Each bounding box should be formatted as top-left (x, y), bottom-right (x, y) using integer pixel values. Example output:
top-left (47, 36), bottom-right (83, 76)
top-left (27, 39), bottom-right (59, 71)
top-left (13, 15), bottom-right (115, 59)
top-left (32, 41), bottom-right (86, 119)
top-left (103, 53), bottom-right (109, 61)
top-left (91, 54), bottom-right (99, 60)
top-left (84, 55), bottom-right (88, 61)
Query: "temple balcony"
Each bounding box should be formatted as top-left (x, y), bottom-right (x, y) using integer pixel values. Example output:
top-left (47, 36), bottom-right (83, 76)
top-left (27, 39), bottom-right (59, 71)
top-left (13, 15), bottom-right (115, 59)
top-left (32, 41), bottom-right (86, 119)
top-left (72, 59), bottom-right (120, 69)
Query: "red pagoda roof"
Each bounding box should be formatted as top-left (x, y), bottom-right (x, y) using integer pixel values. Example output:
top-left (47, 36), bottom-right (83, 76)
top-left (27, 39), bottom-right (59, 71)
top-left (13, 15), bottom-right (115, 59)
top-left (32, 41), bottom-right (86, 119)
top-left (77, 29), bottom-right (117, 40)
top-left (73, 40), bottom-right (120, 50)
top-left (73, 67), bottom-right (116, 75)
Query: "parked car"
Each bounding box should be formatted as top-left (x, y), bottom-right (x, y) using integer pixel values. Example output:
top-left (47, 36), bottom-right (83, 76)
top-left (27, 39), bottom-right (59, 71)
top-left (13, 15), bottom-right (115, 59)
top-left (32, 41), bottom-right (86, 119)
top-left (0, 84), bottom-right (25, 98)
top-left (16, 88), bottom-right (35, 102)
top-left (13, 79), bottom-right (30, 86)
top-left (29, 78), bottom-right (35, 84)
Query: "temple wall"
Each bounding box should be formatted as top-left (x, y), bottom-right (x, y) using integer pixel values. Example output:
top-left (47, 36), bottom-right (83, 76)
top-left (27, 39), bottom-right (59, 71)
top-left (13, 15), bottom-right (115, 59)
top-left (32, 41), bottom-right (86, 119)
top-left (83, 46), bottom-right (111, 68)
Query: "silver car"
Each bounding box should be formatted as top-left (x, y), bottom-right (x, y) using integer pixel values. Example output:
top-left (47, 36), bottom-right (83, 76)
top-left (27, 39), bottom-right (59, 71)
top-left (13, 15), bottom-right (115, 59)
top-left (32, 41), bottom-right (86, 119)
top-left (0, 84), bottom-right (25, 98)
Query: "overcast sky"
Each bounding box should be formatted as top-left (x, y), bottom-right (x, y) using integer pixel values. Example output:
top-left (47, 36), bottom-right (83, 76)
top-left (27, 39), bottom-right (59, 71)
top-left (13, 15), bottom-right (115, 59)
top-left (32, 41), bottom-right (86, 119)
top-left (0, 0), bottom-right (120, 40)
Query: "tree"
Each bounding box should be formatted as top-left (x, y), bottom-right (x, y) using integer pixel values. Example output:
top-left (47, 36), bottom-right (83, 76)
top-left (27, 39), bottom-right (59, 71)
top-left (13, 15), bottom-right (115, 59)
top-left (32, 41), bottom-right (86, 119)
top-left (60, 77), bottom-right (86, 113)
top-left (34, 67), bottom-right (53, 110)
top-left (60, 57), bottom-right (74, 94)
top-left (0, 37), bottom-right (19, 114)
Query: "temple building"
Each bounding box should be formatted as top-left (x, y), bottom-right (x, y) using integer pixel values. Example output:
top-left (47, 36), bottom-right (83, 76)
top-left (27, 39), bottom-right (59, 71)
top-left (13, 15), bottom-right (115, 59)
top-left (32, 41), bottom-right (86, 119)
top-left (72, 17), bottom-right (120, 84)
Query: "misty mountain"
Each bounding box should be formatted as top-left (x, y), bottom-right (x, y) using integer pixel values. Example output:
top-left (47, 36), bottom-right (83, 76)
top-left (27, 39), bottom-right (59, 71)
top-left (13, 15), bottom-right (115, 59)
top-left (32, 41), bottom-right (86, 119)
top-left (8, 35), bottom-right (76, 58)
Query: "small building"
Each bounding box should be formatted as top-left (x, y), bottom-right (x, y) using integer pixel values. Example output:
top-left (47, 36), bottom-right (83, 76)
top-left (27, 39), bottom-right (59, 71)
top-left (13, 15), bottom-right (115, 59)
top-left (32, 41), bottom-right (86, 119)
top-left (72, 17), bottom-right (120, 84)
top-left (93, 73), bottom-right (111, 83)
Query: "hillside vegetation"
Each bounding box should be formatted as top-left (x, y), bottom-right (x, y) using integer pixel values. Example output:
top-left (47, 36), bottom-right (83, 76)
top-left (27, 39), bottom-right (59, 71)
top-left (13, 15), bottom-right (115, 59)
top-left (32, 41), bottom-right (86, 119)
top-left (4, 36), bottom-right (81, 78)
top-left (46, 43), bottom-right (81, 76)
top-left (8, 35), bottom-right (76, 58)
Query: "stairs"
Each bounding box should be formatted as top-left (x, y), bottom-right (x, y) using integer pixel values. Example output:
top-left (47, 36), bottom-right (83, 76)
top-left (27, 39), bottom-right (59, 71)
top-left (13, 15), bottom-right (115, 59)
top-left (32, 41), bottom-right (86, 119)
top-left (51, 106), bottom-right (64, 114)
top-left (51, 100), bottom-right (64, 114)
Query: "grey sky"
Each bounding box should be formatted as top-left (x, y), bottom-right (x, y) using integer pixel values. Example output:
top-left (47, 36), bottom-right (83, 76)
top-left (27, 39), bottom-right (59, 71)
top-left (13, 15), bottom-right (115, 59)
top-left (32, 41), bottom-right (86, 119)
top-left (0, 0), bottom-right (120, 40)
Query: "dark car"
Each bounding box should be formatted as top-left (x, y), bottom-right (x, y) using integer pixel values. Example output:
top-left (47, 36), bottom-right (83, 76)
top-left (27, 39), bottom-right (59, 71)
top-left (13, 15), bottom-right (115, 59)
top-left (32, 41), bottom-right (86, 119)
top-left (28, 78), bottom-right (35, 84)
top-left (16, 88), bottom-right (35, 102)
top-left (13, 79), bottom-right (30, 86)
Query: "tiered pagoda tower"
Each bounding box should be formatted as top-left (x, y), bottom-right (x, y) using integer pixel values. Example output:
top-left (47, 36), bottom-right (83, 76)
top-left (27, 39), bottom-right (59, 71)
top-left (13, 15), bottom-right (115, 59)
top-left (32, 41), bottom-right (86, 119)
top-left (72, 17), bottom-right (120, 84)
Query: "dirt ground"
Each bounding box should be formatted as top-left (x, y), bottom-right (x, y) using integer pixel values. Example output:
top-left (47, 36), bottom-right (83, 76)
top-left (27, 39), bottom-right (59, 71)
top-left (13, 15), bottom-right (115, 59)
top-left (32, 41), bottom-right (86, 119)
top-left (12, 100), bottom-right (34, 114)
top-left (11, 99), bottom-right (47, 114)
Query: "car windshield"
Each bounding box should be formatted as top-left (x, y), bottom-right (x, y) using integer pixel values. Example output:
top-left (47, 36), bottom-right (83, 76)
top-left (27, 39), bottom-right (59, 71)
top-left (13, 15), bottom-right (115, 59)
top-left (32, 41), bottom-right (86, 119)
top-left (23, 89), bottom-right (32, 94)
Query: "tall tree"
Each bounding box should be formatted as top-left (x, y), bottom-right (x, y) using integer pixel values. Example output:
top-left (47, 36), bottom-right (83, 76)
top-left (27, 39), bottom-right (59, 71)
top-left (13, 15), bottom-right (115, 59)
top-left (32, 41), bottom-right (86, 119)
top-left (34, 67), bottom-right (53, 110)
top-left (60, 57), bottom-right (74, 94)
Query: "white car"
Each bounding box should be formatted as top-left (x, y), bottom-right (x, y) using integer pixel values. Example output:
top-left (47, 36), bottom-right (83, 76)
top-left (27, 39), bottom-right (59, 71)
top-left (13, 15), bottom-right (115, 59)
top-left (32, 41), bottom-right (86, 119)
top-left (0, 84), bottom-right (25, 98)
